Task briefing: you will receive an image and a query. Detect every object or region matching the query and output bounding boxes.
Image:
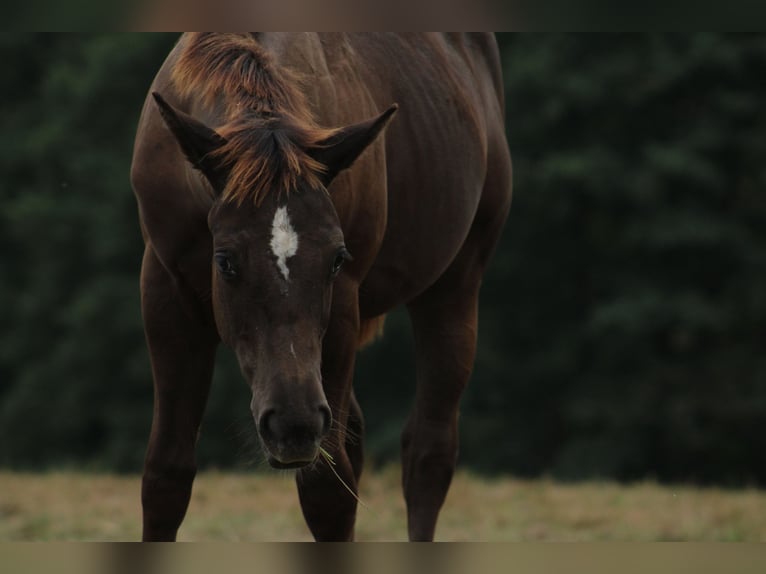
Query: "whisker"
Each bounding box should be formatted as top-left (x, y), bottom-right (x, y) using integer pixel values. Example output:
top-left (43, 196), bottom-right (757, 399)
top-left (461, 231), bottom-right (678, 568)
top-left (226, 416), bottom-right (270, 469)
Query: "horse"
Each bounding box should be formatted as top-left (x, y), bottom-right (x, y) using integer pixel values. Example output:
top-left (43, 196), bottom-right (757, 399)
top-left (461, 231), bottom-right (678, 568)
top-left (131, 32), bottom-right (512, 541)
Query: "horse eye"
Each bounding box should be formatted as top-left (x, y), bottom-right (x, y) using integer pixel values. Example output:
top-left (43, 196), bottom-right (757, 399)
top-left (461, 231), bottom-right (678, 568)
top-left (214, 252), bottom-right (237, 278)
top-left (331, 248), bottom-right (351, 276)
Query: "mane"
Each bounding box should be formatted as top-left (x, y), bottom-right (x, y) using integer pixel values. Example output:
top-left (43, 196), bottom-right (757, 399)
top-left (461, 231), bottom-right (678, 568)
top-left (171, 33), bottom-right (335, 205)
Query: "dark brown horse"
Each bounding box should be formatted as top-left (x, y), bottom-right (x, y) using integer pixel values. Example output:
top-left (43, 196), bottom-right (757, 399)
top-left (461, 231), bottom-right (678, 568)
top-left (131, 32), bottom-right (511, 541)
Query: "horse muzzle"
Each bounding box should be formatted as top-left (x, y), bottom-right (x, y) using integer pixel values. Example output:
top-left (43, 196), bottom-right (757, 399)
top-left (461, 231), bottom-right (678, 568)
top-left (257, 404), bottom-right (332, 468)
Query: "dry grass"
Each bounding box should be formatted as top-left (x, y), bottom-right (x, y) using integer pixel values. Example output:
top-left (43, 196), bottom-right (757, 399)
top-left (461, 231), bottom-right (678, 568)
top-left (1, 467), bottom-right (765, 541)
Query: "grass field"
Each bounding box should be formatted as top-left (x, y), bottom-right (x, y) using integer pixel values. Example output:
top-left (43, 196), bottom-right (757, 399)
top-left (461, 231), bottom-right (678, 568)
top-left (1, 467), bottom-right (765, 541)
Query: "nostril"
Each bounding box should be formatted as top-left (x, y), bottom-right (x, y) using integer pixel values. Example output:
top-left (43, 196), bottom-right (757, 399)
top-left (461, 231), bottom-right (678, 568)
top-left (318, 404), bottom-right (332, 437)
top-left (258, 408), bottom-right (278, 443)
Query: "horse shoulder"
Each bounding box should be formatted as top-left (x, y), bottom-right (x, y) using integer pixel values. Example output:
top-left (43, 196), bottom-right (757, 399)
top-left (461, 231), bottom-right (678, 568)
top-left (132, 96), bottom-right (214, 295)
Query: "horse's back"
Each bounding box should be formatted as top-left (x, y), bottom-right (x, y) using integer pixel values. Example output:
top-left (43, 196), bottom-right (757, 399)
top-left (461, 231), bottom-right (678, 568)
top-left (330, 34), bottom-right (511, 312)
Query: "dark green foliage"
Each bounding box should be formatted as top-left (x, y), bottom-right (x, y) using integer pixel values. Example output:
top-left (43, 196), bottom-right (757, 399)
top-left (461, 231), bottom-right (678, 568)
top-left (0, 34), bottom-right (177, 470)
top-left (459, 33), bottom-right (766, 484)
top-left (1, 34), bottom-right (765, 485)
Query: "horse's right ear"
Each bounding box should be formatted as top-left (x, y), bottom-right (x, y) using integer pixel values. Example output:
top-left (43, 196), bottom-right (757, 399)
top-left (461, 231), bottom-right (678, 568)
top-left (152, 92), bottom-right (228, 192)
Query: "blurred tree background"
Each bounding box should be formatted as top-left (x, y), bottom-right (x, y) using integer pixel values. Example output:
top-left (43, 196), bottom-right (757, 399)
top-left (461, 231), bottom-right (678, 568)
top-left (1, 34), bottom-right (765, 485)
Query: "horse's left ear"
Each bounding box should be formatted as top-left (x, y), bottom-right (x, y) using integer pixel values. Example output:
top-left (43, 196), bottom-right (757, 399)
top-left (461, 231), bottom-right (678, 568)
top-left (309, 104), bottom-right (398, 188)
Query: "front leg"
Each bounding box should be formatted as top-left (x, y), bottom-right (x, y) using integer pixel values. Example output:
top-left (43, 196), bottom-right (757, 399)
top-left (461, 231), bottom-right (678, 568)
top-left (140, 246), bottom-right (218, 541)
top-left (296, 279), bottom-right (361, 541)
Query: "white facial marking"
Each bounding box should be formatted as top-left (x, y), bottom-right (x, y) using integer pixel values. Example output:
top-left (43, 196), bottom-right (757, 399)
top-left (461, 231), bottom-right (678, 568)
top-left (289, 342), bottom-right (297, 359)
top-left (270, 206), bottom-right (299, 281)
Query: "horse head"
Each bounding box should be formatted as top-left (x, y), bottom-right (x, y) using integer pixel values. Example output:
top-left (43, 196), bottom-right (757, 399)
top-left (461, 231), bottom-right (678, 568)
top-left (153, 93), bottom-right (396, 468)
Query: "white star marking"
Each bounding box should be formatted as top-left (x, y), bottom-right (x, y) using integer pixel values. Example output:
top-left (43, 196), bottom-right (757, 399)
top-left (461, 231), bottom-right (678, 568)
top-left (270, 206), bottom-right (299, 281)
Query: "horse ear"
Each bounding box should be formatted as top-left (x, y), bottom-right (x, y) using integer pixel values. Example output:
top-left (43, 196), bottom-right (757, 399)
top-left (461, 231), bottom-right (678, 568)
top-left (309, 104), bottom-right (398, 188)
top-left (152, 92), bottom-right (228, 192)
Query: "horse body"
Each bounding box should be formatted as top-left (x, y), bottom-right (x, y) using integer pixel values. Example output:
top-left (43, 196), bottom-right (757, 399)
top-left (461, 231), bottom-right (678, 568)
top-left (132, 33), bottom-right (511, 541)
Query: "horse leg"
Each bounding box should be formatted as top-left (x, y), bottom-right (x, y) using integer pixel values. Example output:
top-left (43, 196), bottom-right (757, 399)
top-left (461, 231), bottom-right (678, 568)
top-left (296, 282), bottom-right (360, 541)
top-left (401, 284), bottom-right (479, 541)
top-left (400, 120), bottom-right (512, 541)
top-left (140, 246), bottom-right (218, 541)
